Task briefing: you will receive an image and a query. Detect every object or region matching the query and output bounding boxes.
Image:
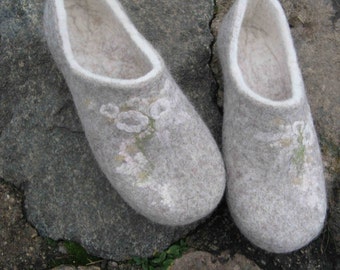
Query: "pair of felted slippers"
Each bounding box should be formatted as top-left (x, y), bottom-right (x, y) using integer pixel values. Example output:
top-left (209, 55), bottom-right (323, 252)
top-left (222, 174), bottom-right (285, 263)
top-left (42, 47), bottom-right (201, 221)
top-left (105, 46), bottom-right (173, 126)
top-left (44, 0), bottom-right (327, 253)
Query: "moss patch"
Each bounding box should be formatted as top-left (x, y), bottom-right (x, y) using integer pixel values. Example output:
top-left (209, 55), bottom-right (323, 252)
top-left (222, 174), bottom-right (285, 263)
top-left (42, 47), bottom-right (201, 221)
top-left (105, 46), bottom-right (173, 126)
top-left (131, 239), bottom-right (188, 270)
top-left (47, 239), bottom-right (101, 267)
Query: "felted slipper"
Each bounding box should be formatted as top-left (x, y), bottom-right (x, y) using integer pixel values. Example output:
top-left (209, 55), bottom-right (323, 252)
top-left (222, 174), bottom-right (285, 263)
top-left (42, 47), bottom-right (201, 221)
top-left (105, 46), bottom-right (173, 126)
top-left (217, 0), bottom-right (327, 252)
top-left (44, 0), bottom-right (226, 226)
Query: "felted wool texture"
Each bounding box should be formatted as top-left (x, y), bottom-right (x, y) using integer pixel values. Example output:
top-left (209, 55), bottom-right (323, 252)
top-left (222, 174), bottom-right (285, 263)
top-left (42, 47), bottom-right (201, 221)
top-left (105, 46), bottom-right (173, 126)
top-left (43, 0), bottom-right (226, 226)
top-left (217, 0), bottom-right (327, 253)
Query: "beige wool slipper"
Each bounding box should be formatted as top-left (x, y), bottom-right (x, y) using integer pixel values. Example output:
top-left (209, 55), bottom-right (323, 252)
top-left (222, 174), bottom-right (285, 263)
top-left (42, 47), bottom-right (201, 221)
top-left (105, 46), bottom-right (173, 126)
top-left (217, 0), bottom-right (327, 253)
top-left (44, 0), bottom-right (226, 226)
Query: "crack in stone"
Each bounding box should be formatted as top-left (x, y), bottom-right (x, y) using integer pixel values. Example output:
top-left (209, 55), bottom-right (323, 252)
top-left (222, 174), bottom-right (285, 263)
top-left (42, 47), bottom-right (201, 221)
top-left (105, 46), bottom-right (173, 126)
top-left (208, 0), bottom-right (223, 111)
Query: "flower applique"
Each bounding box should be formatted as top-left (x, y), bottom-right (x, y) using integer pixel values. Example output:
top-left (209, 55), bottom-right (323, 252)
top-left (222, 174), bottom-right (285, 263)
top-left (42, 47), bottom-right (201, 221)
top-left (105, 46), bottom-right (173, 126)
top-left (99, 103), bottom-right (119, 119)
top-left (116, 111), bottom-right (149, 133)
top-left (99, 102), bottom-right (149, 133)
top-left (149, 98), bottom-right (171, 119)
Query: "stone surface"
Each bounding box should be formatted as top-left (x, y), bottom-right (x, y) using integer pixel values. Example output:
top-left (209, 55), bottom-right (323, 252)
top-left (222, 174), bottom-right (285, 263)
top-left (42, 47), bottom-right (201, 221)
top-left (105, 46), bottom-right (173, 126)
top-left (282, 0), bottom-right (340, 254)
top-left (0, 0), bottom-right (220, 260)
top-left (0, 0), bottom-right (339, 268)
top-left (170, 251), bottom-right (261, 270)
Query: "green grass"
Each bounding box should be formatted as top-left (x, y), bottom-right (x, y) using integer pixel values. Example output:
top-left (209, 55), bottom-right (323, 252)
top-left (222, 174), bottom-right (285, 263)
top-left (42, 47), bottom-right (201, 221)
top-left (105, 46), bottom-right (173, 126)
top-left (45, 238), bottom-right (188, 269)
top-left (131, 239), bottom-right (188, 270)
top-left (46, 239), bottom-right (101, 267)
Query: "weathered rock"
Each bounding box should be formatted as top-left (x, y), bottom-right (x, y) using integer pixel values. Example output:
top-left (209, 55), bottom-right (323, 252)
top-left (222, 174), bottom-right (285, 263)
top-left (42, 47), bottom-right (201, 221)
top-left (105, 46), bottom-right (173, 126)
top-left (280, 0), bottom-right (340, 255)
top-left (0, 0), bottom-right (220, 260)
top-left (170, 251), bottom-right (261, 270)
